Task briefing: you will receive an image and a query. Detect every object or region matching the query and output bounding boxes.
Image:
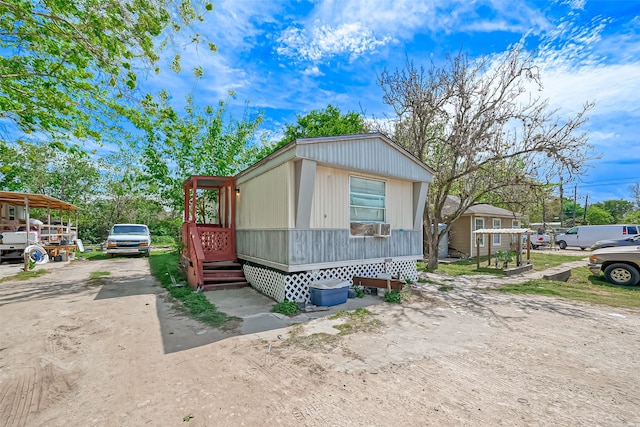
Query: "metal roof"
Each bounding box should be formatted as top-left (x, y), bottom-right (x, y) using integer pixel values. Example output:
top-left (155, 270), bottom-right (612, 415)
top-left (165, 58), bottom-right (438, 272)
top-left (0, 191), bottom-right (79, 211)
top-left (236, 133), bottom-right (434, 184)
top-left (473, 228), bottom-right (534, 234)
top-left (442, 195), bottom-right (524, 218)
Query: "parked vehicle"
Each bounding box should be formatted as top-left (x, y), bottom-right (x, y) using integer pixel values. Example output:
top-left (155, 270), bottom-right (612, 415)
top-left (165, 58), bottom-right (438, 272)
top-left (0, 230), bottom-right (39, 261)
top-left (526, 232), bottom-right (551, 249)
top-left (588, 246), bottom-right (640, 286)
top-left (591, 234), bottom-right (640, 250)
top-left (106, 224), bottom-right (151, 257)
top-left (555, 225), bottom-right (640, 250)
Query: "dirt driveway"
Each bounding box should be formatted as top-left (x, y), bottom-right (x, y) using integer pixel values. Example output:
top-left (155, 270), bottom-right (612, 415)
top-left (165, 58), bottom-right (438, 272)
top-left (1, 257), bottom-right (639, 426)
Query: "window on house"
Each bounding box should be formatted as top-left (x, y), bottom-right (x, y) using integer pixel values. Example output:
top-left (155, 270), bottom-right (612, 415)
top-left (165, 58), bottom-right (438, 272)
top-left (475, 218), bottom-right (484, 247)
top-left (493, 219), bottom-right (501, 245)
top-left (350, 176), bottom-right (386, 222)
top-left (512, 220), bottom-right (519, 229)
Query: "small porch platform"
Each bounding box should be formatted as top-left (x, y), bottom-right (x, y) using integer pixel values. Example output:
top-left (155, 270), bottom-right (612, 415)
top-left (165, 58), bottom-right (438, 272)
top-left (181, 176), bottom-right (248, 291)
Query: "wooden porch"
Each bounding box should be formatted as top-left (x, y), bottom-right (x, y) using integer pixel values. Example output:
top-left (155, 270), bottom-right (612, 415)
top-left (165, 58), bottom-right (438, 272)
top-left (181, 176), bottom-right (248, 291)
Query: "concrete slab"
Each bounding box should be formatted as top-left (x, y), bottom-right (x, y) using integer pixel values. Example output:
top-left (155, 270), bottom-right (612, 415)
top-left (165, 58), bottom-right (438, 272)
top-left (202, 287), bottom-right (384, 335)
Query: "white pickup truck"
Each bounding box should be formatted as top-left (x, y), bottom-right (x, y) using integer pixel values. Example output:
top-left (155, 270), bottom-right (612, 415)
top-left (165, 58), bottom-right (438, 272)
top-left (0, 230), bottom-right (39, 260)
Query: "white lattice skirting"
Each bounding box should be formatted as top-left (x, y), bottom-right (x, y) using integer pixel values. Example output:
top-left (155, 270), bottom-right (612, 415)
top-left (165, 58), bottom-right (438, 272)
top-left (243, 259), bottom-right (418, 303)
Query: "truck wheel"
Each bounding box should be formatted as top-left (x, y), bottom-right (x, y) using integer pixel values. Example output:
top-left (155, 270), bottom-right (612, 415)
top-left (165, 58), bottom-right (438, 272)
top-left (604, 263), bottom-right (640, 286)
top-left (558, 241), bottom-right (567, 250)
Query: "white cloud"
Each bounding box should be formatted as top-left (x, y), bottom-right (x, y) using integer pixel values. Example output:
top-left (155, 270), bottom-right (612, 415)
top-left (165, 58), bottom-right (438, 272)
top-left (531, 12), bottom-right (640, 117)
top-left (302, 65), bottom-right (323, 77)
top-left (276, 23), bottom-right (394, 62)
top-left (275, 0), bottom-right (549, 63)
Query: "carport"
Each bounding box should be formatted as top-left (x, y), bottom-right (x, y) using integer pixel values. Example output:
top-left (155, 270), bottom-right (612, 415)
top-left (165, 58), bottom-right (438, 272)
top-left (472, 228), bottom-right (535, 272)
top-left (0, 191), bottom-right (79, 268)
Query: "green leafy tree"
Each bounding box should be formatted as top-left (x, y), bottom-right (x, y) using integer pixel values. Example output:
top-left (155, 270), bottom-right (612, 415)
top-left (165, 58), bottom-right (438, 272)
top-left (377, 43), bottom-right (594, 268)
top-left (0, 141), bottom-right (100, 204)
top-left (0, 0), bottom-right (215, 148)
top-left (601, 199), bottom-right (635, 223)
top-left (586, 204), bottom-right (613, 225)
top-left (562, 200), bottom-right (585, 227)
top-left (280, 104), bottom-right (368, 145)
top-left (622, 210), bottom-right (640, 224)
top-left (134, 91), bottom-right (268, 210)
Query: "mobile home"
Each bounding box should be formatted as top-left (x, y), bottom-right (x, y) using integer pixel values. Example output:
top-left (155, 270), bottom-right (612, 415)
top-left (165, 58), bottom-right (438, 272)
top-left (181, 133), bottom-right (434, 302)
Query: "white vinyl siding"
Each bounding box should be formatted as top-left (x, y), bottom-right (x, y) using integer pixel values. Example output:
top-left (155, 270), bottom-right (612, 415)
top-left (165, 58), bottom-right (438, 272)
top-left (350, 176), bottom-right (386, 223)
top-left (493, 219), bottom-right (501, 245)
top-left (310, 166), bottom-right (412, 229)
top-left (236, 163), bottom-right (292, 229)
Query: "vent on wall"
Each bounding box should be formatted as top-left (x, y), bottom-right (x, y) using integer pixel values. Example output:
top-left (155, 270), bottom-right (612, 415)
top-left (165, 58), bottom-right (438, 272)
top-left (374, 223), bottom-right (391, 237)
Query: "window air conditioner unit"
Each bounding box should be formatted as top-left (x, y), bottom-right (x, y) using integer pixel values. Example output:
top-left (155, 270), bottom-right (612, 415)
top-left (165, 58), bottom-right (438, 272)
top-left (374, 223), bottom-right (391, 237)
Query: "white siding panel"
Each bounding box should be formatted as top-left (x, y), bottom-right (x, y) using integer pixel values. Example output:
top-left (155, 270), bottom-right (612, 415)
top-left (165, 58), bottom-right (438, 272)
top-left (309, 167), bottom-right (414, 230)
top-left (387, 178), bottom-right (413, 230)
top-left (236, 163), bottom-right (292, 229)
top-left (296, 136), bottom-right (433, 183)
top-left (310, 166), bottom-right (349, 229)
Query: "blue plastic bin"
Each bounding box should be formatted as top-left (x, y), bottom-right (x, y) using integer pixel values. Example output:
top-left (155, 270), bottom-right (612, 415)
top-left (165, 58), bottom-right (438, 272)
top-left (309, 280), bottom-right (350, 306)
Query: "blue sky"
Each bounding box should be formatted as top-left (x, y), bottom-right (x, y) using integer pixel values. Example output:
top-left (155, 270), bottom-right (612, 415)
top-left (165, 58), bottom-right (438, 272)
top-left (142, 0), bottom-right (639, 205)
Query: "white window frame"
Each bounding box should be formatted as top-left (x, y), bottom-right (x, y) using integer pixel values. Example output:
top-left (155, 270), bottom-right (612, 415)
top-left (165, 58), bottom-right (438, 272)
top-left (474, 218), bottom-right (485, 247)
top-left (349, 176), bottom-right (386, 223)
top-left (493, 218), bottom-right (501, 245)
top-left (511, 219), bottom-right (520, 243)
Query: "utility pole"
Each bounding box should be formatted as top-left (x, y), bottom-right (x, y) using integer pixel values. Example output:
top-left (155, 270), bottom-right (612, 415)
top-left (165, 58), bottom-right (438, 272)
top-left (573, 184), bottom-right (577, 227)
top-left (583, 195), bottom-right (589, 224)
top-left (559, 177), bottom-right (564, 228)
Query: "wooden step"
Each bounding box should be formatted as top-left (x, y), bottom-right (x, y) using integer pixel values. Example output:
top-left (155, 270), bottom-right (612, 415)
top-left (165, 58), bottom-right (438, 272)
top-left (203, 269), bottom-right (245, 276)
top-left (203, 276), bottom-right (247, 282)
top-left (201, 281), bottom-right (249, 291)
top-left (202, 261), bottom-right (241, 269)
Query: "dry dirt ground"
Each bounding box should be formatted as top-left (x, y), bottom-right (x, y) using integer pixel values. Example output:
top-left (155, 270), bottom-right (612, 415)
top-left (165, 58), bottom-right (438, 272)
top-left (1, 256), bottom-right (639, 426)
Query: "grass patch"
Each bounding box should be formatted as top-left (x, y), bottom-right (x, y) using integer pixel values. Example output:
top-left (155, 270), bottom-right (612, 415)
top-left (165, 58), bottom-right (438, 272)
top-left (283, 308), bottom-right (384, 352)
top-left (89, 271), bottom-right (110, 279)
top-left (148, 250), bottom-right (235, 328)
top-left (330, 308), bottom-right (384, 335)
top-left (0, 268), bottom-right (48, 282)
top-left (79, 249), bottom-right (109, 261)
top-left (282, 324), bottom-right (340, 352)
top-left (272, 300), bottom-right (299, 316)
top-left (493, 267), bottom-right (640, 308)
top-left (434, 252), bottom-right (586, 276)
top-left (417, 277), bottom-right (438, 284)
top-left (438, 285), bottom-right (454, 292)
top-left (526, 252), bottom-right (587, 271)
top-left (384, 289), bottom-right (402, 303)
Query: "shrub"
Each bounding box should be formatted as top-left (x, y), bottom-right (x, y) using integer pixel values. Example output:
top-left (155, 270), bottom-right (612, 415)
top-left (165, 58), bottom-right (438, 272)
top-left (384, 290), bottom-right (402, 303)
top-left (272, 300), bottom-right (299, 315)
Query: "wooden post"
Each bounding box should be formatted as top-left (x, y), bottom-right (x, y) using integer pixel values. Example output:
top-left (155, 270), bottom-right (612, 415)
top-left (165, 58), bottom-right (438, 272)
top-left (476, 235), bottom-right (480, 269)
top-left (487, 233), bottom-right (492, 267)
top-left (23, 196), bottom-right (30, 272)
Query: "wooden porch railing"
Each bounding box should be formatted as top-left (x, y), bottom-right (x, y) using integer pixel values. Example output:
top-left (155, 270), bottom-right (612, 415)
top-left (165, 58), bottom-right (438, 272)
top-left (182, 223), bottom-right (237, 288)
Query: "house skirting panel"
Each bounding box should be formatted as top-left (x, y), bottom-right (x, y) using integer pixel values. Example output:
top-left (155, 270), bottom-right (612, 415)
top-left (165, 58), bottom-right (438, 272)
top-left (242, 259), bottom-right (418, 303)
top-left (236, 229), bottom-right (423, 268)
